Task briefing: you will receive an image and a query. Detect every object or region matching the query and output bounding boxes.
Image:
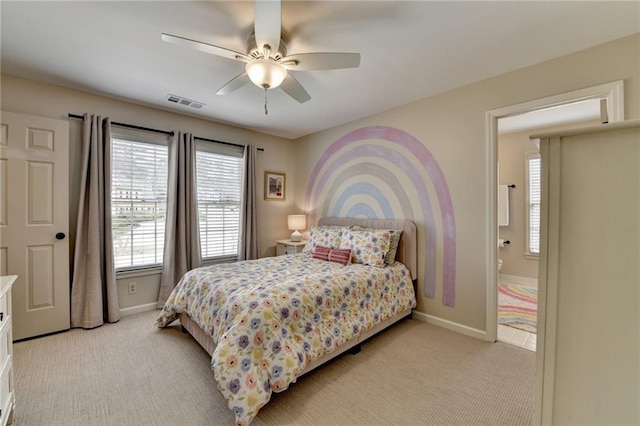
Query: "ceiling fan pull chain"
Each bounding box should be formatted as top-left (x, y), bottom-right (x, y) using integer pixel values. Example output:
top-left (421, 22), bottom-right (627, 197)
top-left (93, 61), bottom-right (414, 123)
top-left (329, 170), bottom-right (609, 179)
top-left (264, 88), bottom-right (268, 115)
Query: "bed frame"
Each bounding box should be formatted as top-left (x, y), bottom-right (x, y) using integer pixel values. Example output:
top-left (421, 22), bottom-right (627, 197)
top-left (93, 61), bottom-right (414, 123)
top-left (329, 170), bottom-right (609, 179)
top-left (180, 217), bottom-right (417, 377)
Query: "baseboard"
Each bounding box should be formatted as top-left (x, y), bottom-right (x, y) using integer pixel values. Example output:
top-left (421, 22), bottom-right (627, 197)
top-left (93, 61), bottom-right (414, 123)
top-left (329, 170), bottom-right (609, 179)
top-left (498, 274), bottom-right (538, 287)
top-left (120, 302), bottom-right (158, 317)
top-left (412, 310), bottom-right (491, 342)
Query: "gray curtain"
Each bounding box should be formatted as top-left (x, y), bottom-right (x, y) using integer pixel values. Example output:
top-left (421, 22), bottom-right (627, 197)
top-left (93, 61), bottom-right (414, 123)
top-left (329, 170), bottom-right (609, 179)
top-left (238, 144), bottom-right (259, 260)
top-left (157, 132), bottom-right (202, 308)
top-left (71, 114), bottom-right (120, 328)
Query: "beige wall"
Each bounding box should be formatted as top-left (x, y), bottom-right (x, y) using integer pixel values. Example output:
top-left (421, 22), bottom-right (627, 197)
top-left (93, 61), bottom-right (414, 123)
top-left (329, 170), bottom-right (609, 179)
top-left (497, 121), bottom-right (600, 280)
top-left (0, 74), bottom-right (296, 309)
top-left (498, 130), bottom-right (540, 279)
top-left (293, 33), bottom-right (640, 332)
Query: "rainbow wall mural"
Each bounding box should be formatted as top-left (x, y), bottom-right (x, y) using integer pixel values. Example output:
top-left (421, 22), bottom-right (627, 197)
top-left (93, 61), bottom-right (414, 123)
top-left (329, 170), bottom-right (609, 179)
top-left (304, 126), bottom-right (456, 307)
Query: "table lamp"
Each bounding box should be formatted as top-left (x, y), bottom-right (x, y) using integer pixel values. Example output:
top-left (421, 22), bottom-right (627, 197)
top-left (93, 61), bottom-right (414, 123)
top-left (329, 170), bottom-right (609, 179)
top-left (287, 215), bottom-right (306, 242)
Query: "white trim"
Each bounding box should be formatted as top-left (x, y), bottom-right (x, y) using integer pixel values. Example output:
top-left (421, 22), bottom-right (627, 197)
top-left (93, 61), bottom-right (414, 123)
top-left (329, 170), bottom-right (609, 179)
top-left (485, 107), bottom-right (499, 343)
top-left (116, 267), bottom-right (162, 280)
top-left (537, 136), bottom-right (561, 426)
top-left (120, 302), bottom-right (158, 317)
top-left (486, 80), bottom-right (624, 426)
top-left (412, 310), bottom-right (491, 342)
top-left (525, 151), bottom-right (541, 256)
top-left (488, 80), bottom-right (624, 122)
top-left (498, 274), bottom-right (538, 287)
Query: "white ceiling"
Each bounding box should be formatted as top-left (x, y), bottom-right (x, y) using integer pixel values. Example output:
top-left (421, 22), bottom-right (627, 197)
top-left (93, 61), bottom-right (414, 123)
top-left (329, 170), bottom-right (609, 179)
top-left (1, 1), bottom-right (638, 139)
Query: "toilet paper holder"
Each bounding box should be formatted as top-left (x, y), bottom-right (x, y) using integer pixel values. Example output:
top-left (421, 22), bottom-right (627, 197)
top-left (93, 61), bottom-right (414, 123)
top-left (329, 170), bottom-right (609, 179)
top-left (498, 239), bottom-right (511, 247)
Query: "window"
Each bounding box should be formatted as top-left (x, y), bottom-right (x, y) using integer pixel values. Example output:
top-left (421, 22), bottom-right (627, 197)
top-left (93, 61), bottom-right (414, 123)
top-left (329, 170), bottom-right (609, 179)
top-left (111, 136), bottom-right (168, 270)
top-left (526, 151), bottom-right (541, 255)
top-left (196, 142), bottom-right (244, 260)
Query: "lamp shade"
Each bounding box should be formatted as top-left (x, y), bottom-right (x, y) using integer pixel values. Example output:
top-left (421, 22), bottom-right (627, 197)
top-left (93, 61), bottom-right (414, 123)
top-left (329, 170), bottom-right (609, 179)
top-left (287, 215), bottom-right (306, 231)
top-left (245, 59), bottom-right (288, 90)
top-left (287, 215), bottom-right (306, 242)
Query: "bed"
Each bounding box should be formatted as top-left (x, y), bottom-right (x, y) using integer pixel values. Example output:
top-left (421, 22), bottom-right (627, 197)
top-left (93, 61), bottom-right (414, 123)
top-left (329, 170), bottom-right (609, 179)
top-left (156, 217), bottom-right (417, 425)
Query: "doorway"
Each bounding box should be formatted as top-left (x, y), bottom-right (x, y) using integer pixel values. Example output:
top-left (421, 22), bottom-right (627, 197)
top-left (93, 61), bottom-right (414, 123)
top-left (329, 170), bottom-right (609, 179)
top-left (496, 120), bottom-right (542, 351)
top-left (485, 80), bottom-right (624, 345)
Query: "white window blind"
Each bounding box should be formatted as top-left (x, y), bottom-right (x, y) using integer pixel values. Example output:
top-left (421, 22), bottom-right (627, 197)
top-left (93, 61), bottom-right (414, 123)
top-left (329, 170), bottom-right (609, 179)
top-left (111, 138), bottom-right (168, 270)
top-left (196, 143), bottom-right (243, 260)
top-left (527, 153), bottom-right (541, 255)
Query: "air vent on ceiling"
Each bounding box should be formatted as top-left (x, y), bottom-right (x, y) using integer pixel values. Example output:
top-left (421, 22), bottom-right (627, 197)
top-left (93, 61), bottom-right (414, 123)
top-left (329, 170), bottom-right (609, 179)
top-left (165, 94), bottom-right (205, 109)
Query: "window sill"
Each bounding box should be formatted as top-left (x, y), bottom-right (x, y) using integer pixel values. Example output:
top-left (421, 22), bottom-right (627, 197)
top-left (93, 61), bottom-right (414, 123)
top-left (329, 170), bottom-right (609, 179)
top-left (115, 256), bottom-right (237, 279)
top-left (202, 255), bottom-right (238, 267)
top-left (525, 253), bottom-right (540, 260)
top-left (116, 266), bottom-right (162, 279)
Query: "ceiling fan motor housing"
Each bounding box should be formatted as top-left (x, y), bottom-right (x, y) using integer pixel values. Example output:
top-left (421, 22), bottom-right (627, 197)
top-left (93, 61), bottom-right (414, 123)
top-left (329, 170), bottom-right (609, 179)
top-left (247, 31), bottom-right (287, 60)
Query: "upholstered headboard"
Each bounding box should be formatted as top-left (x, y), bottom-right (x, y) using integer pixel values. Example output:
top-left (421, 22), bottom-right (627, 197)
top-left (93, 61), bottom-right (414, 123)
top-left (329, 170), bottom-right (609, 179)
top-left (317, 217), bottom-right (418, 280)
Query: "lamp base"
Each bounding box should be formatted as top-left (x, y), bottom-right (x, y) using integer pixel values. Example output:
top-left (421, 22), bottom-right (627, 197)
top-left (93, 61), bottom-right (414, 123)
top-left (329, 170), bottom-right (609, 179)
top-left (290, 230), bottom-right (302, 242)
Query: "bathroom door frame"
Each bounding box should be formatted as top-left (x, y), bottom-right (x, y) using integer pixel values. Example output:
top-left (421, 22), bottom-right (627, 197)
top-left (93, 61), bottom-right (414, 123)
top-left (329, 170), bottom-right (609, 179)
top-left (484, 80), bottom-right (624, 342)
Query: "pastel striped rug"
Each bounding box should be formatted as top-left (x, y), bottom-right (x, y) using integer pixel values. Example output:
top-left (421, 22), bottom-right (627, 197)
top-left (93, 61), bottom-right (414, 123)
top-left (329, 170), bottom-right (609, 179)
top-left (498, 282), bottom-right (538, 333)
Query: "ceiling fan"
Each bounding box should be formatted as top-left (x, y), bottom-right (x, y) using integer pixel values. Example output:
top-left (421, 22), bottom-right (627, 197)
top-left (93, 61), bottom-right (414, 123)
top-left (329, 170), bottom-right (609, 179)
top-left (161, 0), bottom-right (360, 110)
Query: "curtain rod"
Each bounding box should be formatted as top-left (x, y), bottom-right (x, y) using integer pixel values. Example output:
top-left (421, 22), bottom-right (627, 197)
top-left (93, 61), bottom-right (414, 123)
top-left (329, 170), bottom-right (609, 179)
top-left (68, 113), bottom-right (264, 151)
top-left (195, 136), bottom-right (264, 151)
top-left (68, 113), bottom-right (174, 136)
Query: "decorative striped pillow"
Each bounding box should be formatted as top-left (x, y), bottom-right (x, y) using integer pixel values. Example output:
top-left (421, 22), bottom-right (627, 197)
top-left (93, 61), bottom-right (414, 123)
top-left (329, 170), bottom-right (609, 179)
top-left (327, 248), bottom-right (351, 265)
top-left (312, 246), bottom-right (351, 265)
top-left (312, 246), bottom-right (330, 261)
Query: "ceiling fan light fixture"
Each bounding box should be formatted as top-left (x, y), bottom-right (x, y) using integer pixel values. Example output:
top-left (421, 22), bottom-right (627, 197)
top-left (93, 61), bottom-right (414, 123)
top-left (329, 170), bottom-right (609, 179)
top-left (245, 58), bottom-right (287, 90)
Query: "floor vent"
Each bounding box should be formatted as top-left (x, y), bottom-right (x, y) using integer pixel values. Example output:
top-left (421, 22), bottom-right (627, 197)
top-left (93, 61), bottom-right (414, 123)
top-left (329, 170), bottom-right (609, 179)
top-left (165, 94), bottom-right (205, 109)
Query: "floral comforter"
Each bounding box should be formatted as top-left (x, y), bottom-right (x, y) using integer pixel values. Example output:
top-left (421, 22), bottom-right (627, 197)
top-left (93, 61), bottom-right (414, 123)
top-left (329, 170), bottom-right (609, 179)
top-left (156, 253), bottom-right (416, 425)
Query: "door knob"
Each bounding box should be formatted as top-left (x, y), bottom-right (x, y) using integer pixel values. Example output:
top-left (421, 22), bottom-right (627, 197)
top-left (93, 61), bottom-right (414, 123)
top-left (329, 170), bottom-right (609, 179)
top-left (55, 232), bottom-right (66, 240)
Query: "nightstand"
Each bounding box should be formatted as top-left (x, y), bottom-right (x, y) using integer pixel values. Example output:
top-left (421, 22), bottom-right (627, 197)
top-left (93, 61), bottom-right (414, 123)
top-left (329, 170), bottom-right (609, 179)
top-left (276, 240), bottom-right (305, 256)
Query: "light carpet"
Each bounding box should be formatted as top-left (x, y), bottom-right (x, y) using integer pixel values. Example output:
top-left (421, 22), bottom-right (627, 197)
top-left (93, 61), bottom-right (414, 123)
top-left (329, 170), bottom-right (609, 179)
top-left (498, 282), bottom-right (538, 334)
top-left (14, 310), bottom-right (535, 425)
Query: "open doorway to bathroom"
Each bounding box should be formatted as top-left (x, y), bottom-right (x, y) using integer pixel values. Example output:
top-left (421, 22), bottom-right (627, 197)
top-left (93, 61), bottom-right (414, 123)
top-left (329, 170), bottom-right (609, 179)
top-left (497, 104), bottom-right (605, 351)
top-left (496, 121), bottom-right (542, 351)
top-left (487, 80), bottom-right (624, 350)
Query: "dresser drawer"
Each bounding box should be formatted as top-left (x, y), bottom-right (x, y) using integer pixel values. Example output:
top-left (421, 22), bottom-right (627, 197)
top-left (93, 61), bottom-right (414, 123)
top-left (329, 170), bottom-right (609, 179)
top-left (0, 354), bottom-right (11, 426)
top-left (0, 295), bottom-right (6, 327)
top-left (0, 320), bottom-right (9, 372)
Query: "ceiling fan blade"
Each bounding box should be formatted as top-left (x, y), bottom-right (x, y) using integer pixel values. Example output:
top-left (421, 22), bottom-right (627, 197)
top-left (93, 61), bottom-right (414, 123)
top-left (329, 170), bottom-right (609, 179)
top-left (216, 72), bottom-right (251, 95)
top-left (282, 52), bottom-right (361, 71)
top-left (161, 33), bottom-right (251, 62)
top-left (254, 0), bottom-right (281, 54)
top-left (280, 74), bottom-right (311, 103)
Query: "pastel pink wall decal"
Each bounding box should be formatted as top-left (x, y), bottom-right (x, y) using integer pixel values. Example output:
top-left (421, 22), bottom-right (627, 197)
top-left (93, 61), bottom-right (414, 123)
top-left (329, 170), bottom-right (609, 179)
top-left (304, 126), bottom-right (456, 307)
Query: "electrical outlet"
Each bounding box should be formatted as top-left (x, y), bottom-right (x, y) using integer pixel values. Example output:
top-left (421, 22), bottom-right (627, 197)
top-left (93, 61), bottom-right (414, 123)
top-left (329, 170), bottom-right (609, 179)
top-left (128, 282), bottom-right (137, 295)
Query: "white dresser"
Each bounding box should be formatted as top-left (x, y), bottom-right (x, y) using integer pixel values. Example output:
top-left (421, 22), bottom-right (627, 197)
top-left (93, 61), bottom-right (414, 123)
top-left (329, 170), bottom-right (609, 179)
top-left (0, 276), bottom-right (15, 426)
top-left (534, 121), bottom-right (639, 425)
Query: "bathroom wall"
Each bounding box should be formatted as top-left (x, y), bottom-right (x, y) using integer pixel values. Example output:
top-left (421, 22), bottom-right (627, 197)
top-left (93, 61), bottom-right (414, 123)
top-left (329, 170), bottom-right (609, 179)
top-left (497, 120), bottom-right (601, 280)
top-left (498, 130), bottom-right (540, 279)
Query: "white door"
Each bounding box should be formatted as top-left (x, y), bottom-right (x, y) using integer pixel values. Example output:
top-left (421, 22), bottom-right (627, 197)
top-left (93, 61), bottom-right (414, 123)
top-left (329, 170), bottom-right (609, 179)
top-left (0, 111), bottom-right (70, 340)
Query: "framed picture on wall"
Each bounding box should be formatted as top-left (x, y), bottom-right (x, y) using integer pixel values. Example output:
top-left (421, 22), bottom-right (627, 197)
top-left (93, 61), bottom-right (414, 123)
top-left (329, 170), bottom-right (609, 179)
top-left (264, 171), bottom-right (285, 200)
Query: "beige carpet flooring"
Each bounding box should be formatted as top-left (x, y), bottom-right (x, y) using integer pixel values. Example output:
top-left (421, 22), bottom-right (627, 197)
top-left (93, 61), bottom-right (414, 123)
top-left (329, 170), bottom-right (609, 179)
top-left (14, 310), bottom-right (535, 425)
